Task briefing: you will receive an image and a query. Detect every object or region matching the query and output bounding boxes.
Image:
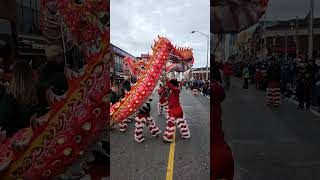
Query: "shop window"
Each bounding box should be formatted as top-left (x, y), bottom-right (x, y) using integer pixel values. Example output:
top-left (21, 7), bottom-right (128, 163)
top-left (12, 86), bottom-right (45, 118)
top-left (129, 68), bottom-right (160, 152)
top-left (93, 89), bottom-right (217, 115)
top-left (0, 19), bottom-right (12, 35)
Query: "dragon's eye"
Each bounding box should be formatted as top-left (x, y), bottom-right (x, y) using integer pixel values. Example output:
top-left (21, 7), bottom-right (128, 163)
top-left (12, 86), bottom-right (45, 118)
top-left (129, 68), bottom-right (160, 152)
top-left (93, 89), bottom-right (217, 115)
top-left (74, 0), bottom-right (84, 4)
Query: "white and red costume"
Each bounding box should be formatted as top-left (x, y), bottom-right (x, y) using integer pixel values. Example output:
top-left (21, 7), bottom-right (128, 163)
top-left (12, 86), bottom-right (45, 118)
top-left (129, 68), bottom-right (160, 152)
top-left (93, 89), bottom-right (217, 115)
top-left (162, 80), bottom-right (190, 142)
top-left (158, 85), bottom-right (168, 115)
top-left (134, 100), bottom-right (161, 143)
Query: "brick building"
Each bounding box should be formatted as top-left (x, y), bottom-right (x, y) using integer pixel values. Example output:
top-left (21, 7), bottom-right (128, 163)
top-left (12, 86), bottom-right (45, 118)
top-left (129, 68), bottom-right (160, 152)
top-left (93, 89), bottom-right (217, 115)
top-left (191, 67), bottom-right (210, 80)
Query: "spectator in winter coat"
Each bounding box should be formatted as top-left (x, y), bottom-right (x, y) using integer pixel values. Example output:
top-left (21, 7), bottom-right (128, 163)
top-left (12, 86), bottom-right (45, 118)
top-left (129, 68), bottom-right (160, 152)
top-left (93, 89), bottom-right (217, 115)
top-left (296, 60), bottom-right (314, 110)
top-left (242, 64), bottom-right (250, 89)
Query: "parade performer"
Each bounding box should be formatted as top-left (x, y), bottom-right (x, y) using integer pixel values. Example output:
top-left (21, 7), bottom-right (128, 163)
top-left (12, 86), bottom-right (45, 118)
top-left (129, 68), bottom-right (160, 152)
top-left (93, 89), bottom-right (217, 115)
top-left (134, 99), bottom-right (161, 143)
top-left (211, 55), bottom-right (234, 180)
top-left (211, 79), bottom-right (234, 180)
top-left (162, 78), bottom-right (190, 142)
top-left (119, 75), bottom-right (136, 132)
top-left (110, 81), bottom-right (128, 132)
top-left (158, 83), bottom-right (168, 115)
top-left (266, 57), bottom-right (281, 106)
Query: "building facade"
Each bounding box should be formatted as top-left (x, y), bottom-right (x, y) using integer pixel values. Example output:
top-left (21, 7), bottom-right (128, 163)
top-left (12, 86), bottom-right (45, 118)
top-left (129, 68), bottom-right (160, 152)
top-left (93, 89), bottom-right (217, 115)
top-left (16, 0), bottom-right (41, 35)
top-left (261, 17), bottom-right (320, 59)
top-left (0, 0), bottom-right (46, 61)
top-left (191, 67), bottom-right (210, 80)
top-left (110, 44), bottom-right (136, 81)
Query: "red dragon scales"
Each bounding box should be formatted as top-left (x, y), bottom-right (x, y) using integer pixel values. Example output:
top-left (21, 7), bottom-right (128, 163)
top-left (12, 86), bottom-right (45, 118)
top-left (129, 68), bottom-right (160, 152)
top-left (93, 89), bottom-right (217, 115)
top-left (110, 36), bottom-right (194, 126)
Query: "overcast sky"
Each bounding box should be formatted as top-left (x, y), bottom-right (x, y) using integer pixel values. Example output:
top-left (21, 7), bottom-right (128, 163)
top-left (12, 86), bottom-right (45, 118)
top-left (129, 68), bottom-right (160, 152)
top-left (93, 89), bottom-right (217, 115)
top-left (111, 0), bottom-right (319, 68)
top-left (265, 0), bottom-right (320, 20)
top-left (111, 0), bottom-right (210, 68)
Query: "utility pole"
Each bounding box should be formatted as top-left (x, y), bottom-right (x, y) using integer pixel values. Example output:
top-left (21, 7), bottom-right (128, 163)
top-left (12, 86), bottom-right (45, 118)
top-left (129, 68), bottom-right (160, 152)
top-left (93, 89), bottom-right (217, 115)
top-left (191, 31), bottom-right (209, 80)
top-left (285, 32), bottom-right (288, 61)
top-left (308, 0), bottom-right (314, 60)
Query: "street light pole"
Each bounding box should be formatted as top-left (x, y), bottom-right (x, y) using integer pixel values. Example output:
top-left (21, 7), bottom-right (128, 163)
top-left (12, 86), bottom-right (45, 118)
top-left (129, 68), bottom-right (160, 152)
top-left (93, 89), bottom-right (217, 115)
top-left (191, 31), bottom-right (209, 80)
top-left (308, 0), bottom-right (314, 60)
top-left (285, 32), bottom-right (288, 61)
top-left (295, 16), bottom-right (299, 58)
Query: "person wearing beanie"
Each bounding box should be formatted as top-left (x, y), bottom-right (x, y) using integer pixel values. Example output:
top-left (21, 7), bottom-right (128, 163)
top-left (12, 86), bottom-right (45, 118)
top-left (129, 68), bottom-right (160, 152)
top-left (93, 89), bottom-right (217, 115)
top-left (162, 78), bottom-right (190, 143)
top-left (134, 99), bottom-right (161, 143)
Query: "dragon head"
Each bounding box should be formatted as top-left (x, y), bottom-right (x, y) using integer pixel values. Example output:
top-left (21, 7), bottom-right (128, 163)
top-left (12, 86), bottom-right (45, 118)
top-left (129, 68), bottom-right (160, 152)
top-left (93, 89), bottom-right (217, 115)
top-left (56, 0), bottom-right (109, 60)
top-left (166, 47), bottom-right (194, 72)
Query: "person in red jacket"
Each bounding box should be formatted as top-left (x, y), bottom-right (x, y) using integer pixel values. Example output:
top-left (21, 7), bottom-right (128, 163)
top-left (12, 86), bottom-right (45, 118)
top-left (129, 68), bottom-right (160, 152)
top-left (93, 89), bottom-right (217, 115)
top-left (158, 83), bottom-right (168, 115)
top-left (211, 59), bottom-right (234, 180)
top-left (162, 78), bottom-right (190, 143)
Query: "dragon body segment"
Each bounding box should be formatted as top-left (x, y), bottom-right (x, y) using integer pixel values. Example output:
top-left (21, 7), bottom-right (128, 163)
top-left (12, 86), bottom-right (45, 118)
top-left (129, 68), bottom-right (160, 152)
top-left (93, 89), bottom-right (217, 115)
top-left (110, 36), bottom-right (194, 126)
top-left (0, 0), bottom-right (110, 179)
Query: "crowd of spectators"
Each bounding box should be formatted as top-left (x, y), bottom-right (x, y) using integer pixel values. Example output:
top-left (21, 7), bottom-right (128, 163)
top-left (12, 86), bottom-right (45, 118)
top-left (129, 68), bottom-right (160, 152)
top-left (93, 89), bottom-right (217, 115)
top-left (220, 56), bottom-right (320, 111)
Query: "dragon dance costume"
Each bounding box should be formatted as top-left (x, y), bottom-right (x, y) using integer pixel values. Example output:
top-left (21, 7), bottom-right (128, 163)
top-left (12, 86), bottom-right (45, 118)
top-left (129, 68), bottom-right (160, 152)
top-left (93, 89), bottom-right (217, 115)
top-left (158, 85), bottom-right (168, 115)
top-left (119, 79), bottom-right (133, 133)
top-left (266, 60), bottom-right (281, 106)
top-left (163, 79), bottom-right (190, 143)
top-left (134, 99), bottom-right (161, 143)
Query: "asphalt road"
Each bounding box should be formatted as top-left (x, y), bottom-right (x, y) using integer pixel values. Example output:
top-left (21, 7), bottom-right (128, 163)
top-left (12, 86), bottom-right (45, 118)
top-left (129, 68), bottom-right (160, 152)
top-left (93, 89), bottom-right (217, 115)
top-left (110, 87), bottom-right (210, 180)
top-left (222, 78), bottom-right (320, 180)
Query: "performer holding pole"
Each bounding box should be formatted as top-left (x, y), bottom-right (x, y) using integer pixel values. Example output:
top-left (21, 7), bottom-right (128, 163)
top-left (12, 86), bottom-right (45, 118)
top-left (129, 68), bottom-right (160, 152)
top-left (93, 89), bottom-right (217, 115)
top-left (134, 99), bottom-right (161, 143)
top-left (158, 83), bottom-right (168, 115)
top-left (162, 77), bottom-right (190, 143)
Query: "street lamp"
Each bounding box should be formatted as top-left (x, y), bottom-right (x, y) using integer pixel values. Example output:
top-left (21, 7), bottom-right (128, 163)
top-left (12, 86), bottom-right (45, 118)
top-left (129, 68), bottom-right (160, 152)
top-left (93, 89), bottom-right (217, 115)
top-left (191, 30), bottom-right (209, 80)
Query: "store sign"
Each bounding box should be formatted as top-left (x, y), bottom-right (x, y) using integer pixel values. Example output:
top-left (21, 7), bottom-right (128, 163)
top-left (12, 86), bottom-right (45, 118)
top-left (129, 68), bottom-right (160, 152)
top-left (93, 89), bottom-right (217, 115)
top-left (17, 34), bottom-right (47, 56)
top-left (32, 44), bottom-right (47, 50)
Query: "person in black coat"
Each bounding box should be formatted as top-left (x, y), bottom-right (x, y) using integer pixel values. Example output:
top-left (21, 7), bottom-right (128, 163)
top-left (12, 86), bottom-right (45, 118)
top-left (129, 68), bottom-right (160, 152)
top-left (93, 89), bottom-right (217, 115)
top-left (296, 59), bottom-right (315, 110)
